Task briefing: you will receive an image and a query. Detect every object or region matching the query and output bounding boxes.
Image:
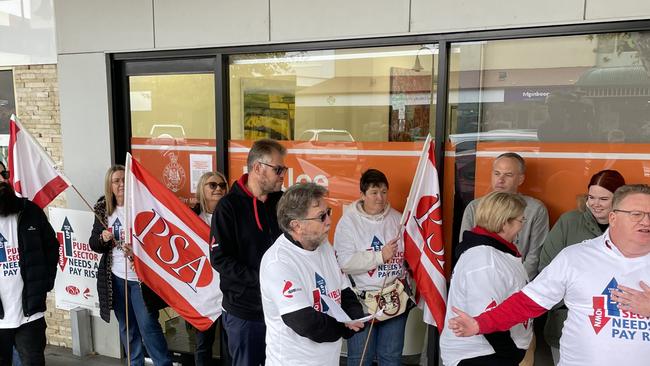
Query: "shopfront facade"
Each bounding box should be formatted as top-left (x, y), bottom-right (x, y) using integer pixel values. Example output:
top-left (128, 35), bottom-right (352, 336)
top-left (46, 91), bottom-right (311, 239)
top-left (50, 0), bottom-right (650, 360)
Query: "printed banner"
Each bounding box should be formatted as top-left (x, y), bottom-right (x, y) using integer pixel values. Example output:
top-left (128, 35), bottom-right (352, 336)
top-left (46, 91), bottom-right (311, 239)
top-left (50, 207), bottom-right (100, 316)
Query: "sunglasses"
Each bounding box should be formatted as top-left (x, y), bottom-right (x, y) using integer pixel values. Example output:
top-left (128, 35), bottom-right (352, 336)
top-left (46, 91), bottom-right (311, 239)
top-left (206, 182), bottom-right (228, 190)
top-left (301, 207), bottom-right (332, 223)
top-left (0, 170), bottom-right (10, 180)
top-left (259, 162), bottom-right (288, 176)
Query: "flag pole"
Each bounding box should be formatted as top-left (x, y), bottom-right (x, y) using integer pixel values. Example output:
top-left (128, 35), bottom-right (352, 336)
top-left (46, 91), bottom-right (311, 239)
top-left (358, 226), bottom-right (405, 366)
top-left (401, 134), bottom-right (432, 226)
top-left (124, 154), bottom-right (133, 366)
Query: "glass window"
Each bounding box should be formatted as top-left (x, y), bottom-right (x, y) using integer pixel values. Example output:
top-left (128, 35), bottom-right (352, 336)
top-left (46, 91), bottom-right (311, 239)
top-left (129, 73), bottom-right (216, 205)
top-left (228, 44), bottom-right (438, 234)
top-left (445, 32), bottom-right (650, 243)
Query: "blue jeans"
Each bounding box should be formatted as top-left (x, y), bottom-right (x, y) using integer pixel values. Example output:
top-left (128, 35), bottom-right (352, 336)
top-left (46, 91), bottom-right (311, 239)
top-left (222, 312), bottom-right (266, 366)
top-left (346, 312), bottom-right (408, 366)
top-left (112, 274), bottom-right (172, 366)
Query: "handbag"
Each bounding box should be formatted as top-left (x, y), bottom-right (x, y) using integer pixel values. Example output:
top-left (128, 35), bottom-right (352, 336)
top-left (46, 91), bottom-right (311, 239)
top-left (360, 279), bottom-right (409, 322)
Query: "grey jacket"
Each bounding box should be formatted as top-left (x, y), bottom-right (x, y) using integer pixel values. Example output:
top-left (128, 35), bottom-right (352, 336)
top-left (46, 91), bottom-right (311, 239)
top-left (459, 194), bottom-right (549, 280)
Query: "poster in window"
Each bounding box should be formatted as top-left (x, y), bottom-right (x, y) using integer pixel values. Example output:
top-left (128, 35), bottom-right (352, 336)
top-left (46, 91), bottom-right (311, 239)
top-left (388, 67), bottom-right (432, 142)
top-left (241, 78), bottom-right (295, 140)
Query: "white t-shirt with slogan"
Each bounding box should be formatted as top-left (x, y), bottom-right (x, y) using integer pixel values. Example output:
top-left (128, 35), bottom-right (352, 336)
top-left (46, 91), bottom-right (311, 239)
top-left (260, 234), bottom-right (350, 366)
top-left (109, 206), bottom-right (138, 281)
top-left (523, 231), bottom-right (650, 366)
top-left (0, 214), bottom-right (45, 328)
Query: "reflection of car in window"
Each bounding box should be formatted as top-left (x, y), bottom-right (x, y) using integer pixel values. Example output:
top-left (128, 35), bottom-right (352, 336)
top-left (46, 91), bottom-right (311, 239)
top-left (148, 124), bottom-right (186, 145)
top-left (297, 129), bottom-right (355, 142)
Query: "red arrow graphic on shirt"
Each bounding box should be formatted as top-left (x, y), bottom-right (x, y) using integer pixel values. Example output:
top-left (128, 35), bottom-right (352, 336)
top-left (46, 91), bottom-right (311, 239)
top-left (589, 296), bottom-right (610, 334)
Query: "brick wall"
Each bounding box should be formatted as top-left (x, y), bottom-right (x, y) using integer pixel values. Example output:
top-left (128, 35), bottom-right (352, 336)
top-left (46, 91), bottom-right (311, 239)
top-left (13, 64), bottom-right (72, 348)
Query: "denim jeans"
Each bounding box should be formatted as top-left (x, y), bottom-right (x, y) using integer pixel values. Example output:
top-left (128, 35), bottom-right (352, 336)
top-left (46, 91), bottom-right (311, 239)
top-left (0, 317), bottom-right (46, 366)
top-left (222, 312), bottom-right (266, 366)
top-left (346, 312), bottom-right (408, 366)
top-left (112, 274), bottom-right (172, 366)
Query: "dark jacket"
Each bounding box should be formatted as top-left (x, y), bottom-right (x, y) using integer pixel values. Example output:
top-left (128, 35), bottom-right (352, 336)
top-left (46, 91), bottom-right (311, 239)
top-left (88, 196), bottom-right (167, 323)
top-left (455, 229), bottom-right (526, 365)
top-left (210, 174), bottom-right (283, 321)
top-left (0, 199), bottom-right (59, 319)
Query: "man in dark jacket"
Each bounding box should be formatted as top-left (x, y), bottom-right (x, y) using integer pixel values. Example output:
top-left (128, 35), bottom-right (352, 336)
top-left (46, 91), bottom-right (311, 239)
top-left (0, 181), bottom-right (59, 366)
top-left (210, 138), bottom-right (287, 365)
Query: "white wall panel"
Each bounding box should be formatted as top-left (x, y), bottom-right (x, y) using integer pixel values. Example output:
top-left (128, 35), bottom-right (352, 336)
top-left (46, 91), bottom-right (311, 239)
top-left (270, 0), bottom-right (409, 42)
top-left (0, 0), bottom-right (57, 66)
top-left (154, 0), bottom-right (269, 48)
top-left (411, 0), bottom-right (584, 34)
top-left (58, 53), bottom-right (113, 211)
top-left (586, 0), bottom-right (650, 20)
top-left (54, 0), bottom-right (153, 53)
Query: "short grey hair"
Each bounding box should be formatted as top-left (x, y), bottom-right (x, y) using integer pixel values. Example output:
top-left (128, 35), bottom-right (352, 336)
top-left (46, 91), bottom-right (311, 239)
top-left (612, 184), bottom-right (650, 209)
top-left (495, 152), bottom-right (526, 174)
top-left (246, 139), bottom-right (287, 171)
top-left (277, 183), bottom-right (328, 233)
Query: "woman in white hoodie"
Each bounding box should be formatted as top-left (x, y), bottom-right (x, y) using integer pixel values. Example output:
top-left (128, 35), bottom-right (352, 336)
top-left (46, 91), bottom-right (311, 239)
top-left (334, 169), bottom-right (408, 366)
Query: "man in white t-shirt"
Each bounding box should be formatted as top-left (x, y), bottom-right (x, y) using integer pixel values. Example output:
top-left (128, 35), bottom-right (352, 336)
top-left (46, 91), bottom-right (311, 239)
top-left (0, 181), bottom-right (59, 365)
top-left (448, 184), bottom-right (650, 366)
top-left (260, 183), bottom-right (365, 366)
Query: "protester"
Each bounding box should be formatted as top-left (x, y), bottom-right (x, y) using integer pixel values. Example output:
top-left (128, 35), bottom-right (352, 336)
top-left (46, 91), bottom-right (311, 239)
top-left (210, 139), bottom-right (287, 365)
top-left (448, 184), bottom-right (650, 366)
top-left (538, 169), bottom-right (625, 363)
top-left (333, 168), bottom-right (408, 366)
top-left (89, 165), bottom-right (172, 366)
top-left (460, 152), bottom-right (549, 279)
top-left (260, 183), bottom-right (365, 365)
top-left (441, 191), bottom-right (531, 366)
top-left (0, 179), bottom-right (59, 366)
top-left (189, 171), bottom-right (229, 366)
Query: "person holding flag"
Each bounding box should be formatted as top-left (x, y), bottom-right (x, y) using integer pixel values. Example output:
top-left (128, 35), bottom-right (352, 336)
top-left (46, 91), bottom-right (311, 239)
top-left (89, 165), bottom-right (172, 366)
top-left (334, 168), bottom-right (410, 366)
top-left (0, 173), bottom-right (59, 366)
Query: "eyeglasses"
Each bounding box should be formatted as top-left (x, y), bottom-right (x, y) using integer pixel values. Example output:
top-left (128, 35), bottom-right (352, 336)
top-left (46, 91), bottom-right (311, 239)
top-left (206, 182), bottom-right (228, 190)
top-left (613, 209), bottom-right (650, 222)
top-left (0, 170), bottom-right (9, 180)
top-left (259, 162), bottom-right (288, 176)
top-left (300, 208), bottom-right (332, 223)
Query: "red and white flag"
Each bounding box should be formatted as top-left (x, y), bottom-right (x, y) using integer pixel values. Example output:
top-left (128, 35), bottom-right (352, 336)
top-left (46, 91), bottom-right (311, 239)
top-left (8, 114), bottom-right (70, 208)
top-left (124, 153), bottom-right (222, 331)
top-left (402, 134), bottom-right (447, 330)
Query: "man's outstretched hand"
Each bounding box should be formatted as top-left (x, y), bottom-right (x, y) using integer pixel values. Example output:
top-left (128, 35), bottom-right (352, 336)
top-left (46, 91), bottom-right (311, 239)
top-left (447, 306), bottom-right (480, 337)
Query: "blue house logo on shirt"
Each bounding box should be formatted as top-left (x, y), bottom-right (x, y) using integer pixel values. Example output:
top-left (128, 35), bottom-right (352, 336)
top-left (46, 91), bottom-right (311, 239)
top-left (112, 218), bottom-right (123, 242)
top-left (315, 272), bottom-right (329, 312)
top-left (0, 232), bottom-right (7, 263)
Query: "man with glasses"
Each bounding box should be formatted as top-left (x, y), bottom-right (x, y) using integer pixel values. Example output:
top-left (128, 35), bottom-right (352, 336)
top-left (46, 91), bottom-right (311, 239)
top-left (260, 183), bottom-right (364, 366)
top-left (459, 152), bottom-right (549, 279)
top-left (448, 184), bottom-right (650, 366)
top-left (210, 138), bottom-right (287, 365)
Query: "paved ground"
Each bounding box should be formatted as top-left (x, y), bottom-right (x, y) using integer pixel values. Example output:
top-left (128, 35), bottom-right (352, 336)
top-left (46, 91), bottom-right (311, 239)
top-left (45, 346), bottom-right (122, 366)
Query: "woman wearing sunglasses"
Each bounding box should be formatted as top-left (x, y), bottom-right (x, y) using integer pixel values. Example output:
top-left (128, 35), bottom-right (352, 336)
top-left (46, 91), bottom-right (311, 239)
top-left (333, 168), bottom-right (409, 366)
top-left (189, 171), bottom-right (231, 366)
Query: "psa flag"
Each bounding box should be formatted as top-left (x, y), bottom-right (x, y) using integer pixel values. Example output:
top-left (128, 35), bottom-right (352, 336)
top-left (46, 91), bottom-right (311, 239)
top-left (402, 134), bottom-right (447, 330)
top-left (125, 153), bottom-right (222, 331)
top-left (8, 114), bottom-right (70, 208)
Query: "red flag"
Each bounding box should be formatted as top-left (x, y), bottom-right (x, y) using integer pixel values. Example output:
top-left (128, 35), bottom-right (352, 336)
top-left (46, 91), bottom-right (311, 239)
top-left (124, 153), bottom-right (222, 331)
top-left (402, 134), bottom-right (447, 330)
top-left (8, 114), bottom-right (70, 208)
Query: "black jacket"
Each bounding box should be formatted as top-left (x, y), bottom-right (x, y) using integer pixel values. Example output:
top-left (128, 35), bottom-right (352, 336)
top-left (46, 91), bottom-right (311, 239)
top-left (0, 199), bottom-right (59, 319)
top-left (88, 197), bottom-right (167, 323)
top-left (210, 174), bottom-right (283, 321)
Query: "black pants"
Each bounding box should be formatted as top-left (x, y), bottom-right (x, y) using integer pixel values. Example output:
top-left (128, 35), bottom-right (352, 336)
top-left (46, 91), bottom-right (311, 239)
top-left (458, 350), bottom-right (525, 366)
top-left (0, 317), bottom-right (47, 366)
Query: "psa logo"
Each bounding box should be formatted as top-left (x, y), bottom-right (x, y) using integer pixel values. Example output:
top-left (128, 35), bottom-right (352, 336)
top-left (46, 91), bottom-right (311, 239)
top-left (133, 209), bottom-right (213, 292)
top-left (282, 280), bottom-right (301, 298)
top-left (65, 285), bottom-right (93, 299)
